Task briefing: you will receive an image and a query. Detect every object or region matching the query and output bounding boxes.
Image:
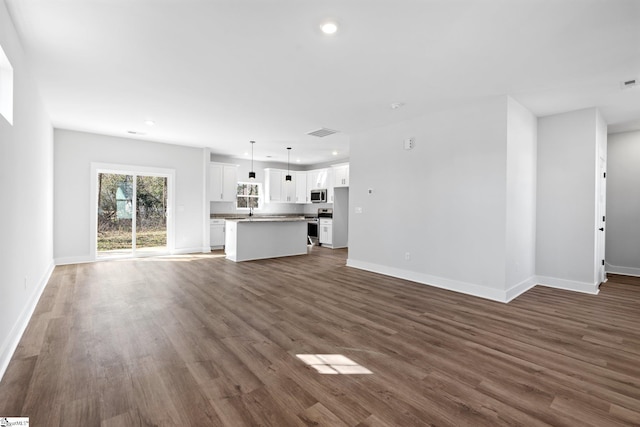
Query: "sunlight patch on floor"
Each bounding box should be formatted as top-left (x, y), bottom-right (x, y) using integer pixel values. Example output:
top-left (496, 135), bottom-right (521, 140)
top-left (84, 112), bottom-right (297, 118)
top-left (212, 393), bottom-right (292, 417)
top-left (296, 354), bottom-right (373, 375)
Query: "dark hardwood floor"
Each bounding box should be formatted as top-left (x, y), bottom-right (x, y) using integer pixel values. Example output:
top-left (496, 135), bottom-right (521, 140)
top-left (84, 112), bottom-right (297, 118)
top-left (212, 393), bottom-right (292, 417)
top-left (1, 247), bottom-right (640, 426)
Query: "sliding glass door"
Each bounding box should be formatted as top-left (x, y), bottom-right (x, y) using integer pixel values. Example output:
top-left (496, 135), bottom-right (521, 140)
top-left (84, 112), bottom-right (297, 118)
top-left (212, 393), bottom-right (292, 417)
top-left (97, 172), bottom-right (168, 258)
top-left (135, 175), bottom-right (168, 255)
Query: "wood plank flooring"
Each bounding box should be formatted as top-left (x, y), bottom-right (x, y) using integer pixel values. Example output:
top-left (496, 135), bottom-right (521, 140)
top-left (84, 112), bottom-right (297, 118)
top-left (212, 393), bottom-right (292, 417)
top-left (1, 247), bottom-right (640, 426)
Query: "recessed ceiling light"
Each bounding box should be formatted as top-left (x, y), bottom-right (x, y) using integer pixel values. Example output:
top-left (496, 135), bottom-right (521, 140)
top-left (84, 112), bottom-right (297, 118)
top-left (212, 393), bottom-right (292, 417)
top-left (296, 158), bottom-right (301, 163)
top-left (144, 120), bottom-right (155, 126)
top-left (332, 151), bottom-right (338, 156)
top-left (321, 21), bottom-right (338, 35)
top-left (390, 102), bottom-right (405, 109)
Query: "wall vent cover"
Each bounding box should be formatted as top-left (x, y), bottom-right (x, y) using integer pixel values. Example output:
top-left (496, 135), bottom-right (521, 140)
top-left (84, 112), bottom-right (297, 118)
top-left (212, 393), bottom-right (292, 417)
top-left (307, 128), bottom-right (338, 137)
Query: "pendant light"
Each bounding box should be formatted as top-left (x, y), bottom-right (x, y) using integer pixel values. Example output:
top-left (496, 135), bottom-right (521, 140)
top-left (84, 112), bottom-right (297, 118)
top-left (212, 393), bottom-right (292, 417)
top-left (285, 147), bottom-right (292, 181)
top-left (248, 140), bottom-right (256, 180)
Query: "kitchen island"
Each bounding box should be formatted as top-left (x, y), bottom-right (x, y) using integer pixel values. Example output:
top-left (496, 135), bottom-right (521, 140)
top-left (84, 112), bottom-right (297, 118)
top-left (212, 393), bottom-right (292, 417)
top-left (224, 217), bottom-right (308, 262)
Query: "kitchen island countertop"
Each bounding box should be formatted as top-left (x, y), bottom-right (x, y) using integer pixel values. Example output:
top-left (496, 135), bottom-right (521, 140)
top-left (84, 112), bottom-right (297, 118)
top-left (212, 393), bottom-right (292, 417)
top-left (225, 216), bottom-right (307, 223)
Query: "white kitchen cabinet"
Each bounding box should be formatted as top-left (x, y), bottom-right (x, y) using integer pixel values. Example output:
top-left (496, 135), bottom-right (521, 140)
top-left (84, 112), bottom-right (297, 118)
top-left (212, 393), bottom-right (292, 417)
top-left (327, 169), bottom-right (335, 203)
top-left (265, 168), bottom-right (283, 202)
top-left (283, 174), bottom-right (296, 203)
top-left (306, 170), bottom-right (319, 195)
top-left (210, 218), bottom-right (225, 249)
top-left (315, 168), bottom-right (329, 189)
top-left (332, 164), bottom-right (349, 187)
top-left (306, 168), bottom-right (328, 190)
top-left (210, 163), bottom-right (238, 202)
top-left (265, 168), bottom-right (296, 203)
top-left (319, 218), bottom-right (333, 246)
top-left (295, 171), bottom-right (308, 203)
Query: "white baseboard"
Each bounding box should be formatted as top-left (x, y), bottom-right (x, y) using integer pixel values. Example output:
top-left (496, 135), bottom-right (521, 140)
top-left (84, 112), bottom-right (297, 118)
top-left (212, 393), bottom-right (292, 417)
top-left (535, 275), bottom-right (600, 295)
top-left (172, 247), bottom-right (210, 255)
top-left (345, 258), bottom-right (603, 303)
top-left (0, 261), bottom-right (55, 382)
top-left (505, 277), bottom-right (537, 302)
top-left (55, 255), bottom-right (93, 265)
top-left (605, 262), bottom-right (640, 278)
top-left (56, 247), bottom-right (210, 265)
top-left (346, 258), bottom-right (514, 302)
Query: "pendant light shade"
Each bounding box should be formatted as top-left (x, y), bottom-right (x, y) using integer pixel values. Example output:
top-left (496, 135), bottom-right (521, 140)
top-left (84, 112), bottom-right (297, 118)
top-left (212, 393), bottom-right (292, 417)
top-left (285, 147), bottom-right (292, 181)
top-left (249, 140), bottom-right (256, 180)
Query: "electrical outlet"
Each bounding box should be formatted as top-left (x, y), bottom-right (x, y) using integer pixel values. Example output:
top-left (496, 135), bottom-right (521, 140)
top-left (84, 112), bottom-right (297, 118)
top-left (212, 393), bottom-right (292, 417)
top-left (405, 252), bottom-right (411, 261)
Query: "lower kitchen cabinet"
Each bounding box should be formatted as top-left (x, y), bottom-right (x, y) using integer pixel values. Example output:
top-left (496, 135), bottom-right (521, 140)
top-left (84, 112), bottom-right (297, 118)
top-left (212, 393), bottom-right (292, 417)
top-left (210, 219), bottom-right (225, 249)
top-left (319, 218), bottom-right (333, 246)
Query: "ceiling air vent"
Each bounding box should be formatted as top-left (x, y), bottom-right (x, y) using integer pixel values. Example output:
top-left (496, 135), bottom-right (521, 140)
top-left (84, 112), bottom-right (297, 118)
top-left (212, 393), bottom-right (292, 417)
top-left (621, 78), bottom-right (638, 90)
top-left (307, 128), bottom-right (339, 137)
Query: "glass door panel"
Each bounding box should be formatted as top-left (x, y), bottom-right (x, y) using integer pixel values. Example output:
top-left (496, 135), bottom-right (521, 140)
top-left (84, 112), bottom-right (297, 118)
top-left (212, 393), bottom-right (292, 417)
top-left (97, 173), bottom-right (133, 257)
top-left (136, 175), bottom-right (168, 255)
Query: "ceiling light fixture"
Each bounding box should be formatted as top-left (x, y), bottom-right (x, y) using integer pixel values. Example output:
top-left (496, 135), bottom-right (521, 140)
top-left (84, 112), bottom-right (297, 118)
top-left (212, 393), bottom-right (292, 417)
top-left (390, 102), bottom-right (405, 109)
top-left (332, 151), bottom-right (338, 156)
top-left (144, 120), bottom-right (155, 126)
top-left (249, 140), bottom-right (256, 180)
top-left (321, 21), bottom-right (338, 35)
top-left (285, 147), bottom-right (292, 181)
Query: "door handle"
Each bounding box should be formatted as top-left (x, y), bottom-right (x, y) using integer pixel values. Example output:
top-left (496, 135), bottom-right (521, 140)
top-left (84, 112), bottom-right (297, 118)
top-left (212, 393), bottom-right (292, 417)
top-left (599, 228), bottom-right (604, 231)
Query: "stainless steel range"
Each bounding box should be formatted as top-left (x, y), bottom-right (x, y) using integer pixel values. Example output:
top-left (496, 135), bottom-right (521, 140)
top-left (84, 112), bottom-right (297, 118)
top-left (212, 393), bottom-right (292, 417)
top-left (317, 208), bottom-right (333, 219)
top-left (307, 208), bottom-right (333, 245)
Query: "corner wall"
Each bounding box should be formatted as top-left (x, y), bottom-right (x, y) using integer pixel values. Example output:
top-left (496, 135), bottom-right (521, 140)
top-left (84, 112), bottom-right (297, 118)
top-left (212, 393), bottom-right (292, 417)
top-left (0, 3), bottom-right (54, 380)
top-left (505, 97), bottom-right (538, 297)
top-left (605, 131), bottom-right (640, 276)
top-left (536, 108), bottom-right (602, 293)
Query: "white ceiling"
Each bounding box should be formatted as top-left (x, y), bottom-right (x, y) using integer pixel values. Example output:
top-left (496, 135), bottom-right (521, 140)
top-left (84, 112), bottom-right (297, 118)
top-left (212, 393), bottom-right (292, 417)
top-left (5, 0), bottom-right (640, 165)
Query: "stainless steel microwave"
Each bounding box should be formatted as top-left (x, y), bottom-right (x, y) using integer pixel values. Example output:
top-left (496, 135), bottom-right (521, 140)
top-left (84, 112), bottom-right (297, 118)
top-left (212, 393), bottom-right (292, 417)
top-left (310, 189), bottom-right (327, 203)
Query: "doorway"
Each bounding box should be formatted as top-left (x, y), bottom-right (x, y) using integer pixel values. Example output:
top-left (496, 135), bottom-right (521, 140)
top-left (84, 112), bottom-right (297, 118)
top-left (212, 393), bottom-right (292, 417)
top-left (91, 164), bottom-right (175, 260)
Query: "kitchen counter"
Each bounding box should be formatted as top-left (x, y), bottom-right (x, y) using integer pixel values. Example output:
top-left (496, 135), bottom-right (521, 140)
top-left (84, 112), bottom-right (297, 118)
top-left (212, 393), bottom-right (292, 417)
top-left (225, 217), bottom-right (308, 262)
top-left (225, 216), bottom-right (307, 223)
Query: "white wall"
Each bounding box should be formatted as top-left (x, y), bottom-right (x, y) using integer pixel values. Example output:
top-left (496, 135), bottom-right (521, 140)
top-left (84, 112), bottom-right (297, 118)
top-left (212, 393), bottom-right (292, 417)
top-left (536, 108), bottom-right (602, 292)
top-left (54, 129), bottom-right (206, 263)
top-left (0, 2), bottom-right (54, 380)
top-left (505, 97), bottom-right (537, 294)
top-left (605, 131), bottom-right (640, 276)
top-left (347, 96), bottom-right (513, 301)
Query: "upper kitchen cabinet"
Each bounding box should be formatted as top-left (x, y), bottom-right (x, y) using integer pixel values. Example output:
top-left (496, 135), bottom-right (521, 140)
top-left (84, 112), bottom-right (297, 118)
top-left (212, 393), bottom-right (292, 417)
top-left (265, 168), bottom-right (283, 202)
top-left (295, 171), bottom-right (308, 204)
top-left (210, 162), bottom-right (238, 202)
top-left (307, 168), bottom-right (328, 191)
top-left (332, 163), bottom-right (349, 187)
top-left (265, 168), bottom-right (296, 203)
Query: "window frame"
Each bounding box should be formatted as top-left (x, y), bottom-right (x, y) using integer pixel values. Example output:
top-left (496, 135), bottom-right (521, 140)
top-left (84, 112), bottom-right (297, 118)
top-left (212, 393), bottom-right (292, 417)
top-left (236, 181), bottom-right (262, 210)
